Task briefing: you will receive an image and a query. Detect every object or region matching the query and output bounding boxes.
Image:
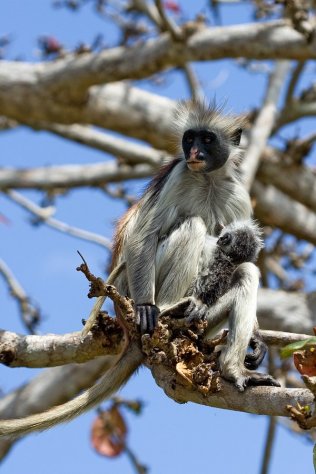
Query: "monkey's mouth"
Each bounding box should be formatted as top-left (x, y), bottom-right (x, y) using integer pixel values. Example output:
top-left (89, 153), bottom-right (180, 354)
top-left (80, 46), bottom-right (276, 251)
top-left (187, 160), bottom-right (206, 171)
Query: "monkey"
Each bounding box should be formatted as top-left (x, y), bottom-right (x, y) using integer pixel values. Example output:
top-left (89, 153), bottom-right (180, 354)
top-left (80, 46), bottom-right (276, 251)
top-left (0, 101), bottom-right (279, 437)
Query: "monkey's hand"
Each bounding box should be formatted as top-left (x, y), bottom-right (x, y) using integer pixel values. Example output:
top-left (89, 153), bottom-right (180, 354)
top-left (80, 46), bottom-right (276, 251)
top-left (184, 297), bottom-right (208, 322)
top-left (244, 335), bottom-right (267, 370)
top-left (162, 297), bottom-right (208, 321)
top-left (136, 304), bottom-right (160, 335)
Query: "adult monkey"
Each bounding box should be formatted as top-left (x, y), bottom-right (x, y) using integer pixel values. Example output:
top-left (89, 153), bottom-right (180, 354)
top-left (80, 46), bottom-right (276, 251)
top-left (0, 101), bottom-right (276, 437)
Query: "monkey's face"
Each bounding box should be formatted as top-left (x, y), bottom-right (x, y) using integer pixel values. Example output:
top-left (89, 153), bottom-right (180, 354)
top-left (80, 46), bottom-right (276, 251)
top-left (182, 128), bottom-right (231, 173)
top-left (217, 230), bottom-right (258, 264)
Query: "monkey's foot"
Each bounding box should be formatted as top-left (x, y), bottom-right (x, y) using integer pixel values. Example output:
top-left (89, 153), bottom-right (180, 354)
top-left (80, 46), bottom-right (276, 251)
top-left (224, 371), bottom-right (281, 392)
top-left (136, 304), bottom-right (160, 334)
top-left (244, 336), bottom-right (268, 370)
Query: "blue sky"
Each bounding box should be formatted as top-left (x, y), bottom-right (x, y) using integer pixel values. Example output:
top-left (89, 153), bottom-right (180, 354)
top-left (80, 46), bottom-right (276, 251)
top-left (1, 1), bottom-right (315, 473)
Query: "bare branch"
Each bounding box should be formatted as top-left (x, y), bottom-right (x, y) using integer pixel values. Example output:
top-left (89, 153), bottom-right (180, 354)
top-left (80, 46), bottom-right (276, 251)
top-left (0, 259), bottom-right (40, 334)
top-left (131, 0), bottom-right (163, 28)
top-left (154, 0), bottom-right (183, 39)
top-left (260, 416), bottom-right (277, 474)
top-left (42, 123), bottom-right (168, 166)
top-left (277, 98), bottom-right (316, 127)
top-left (284, 60), bottom-right (305, 105)
top-left (241, 61), bottom-right (290, 190)
top-left (0, 21), bottom-right (315, 110)
top-left (260, 329), bottom-right (312, 346)
top-left (5, 190), bottom-right (112, 249)
top-left (258, 288), bottom-right (314, 334)
top-left (0, 327), bottom-right (121, 368)
top-left (0, 161), bottom-right (155, 190)
top-left (182, 63), bottom-right (204, 102)
top-left (152, 364), bottom-right (314, 417)
top-left (253, 181), bottom-right (316, 245)
top-left (257, 157), bottom-right (316, 213)
top-left (0, 324), bottom-right (310, 369)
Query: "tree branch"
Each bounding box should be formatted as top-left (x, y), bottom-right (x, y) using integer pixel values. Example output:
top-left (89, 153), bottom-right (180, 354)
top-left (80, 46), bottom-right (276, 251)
top-left (42, 123), bottom-right (169, 166)
top-left (0, 21), bottom-right (315, 109)
top-left (259, 416), bottom-right (277, 474)
top-left (0, 325), bottom-right (311, 369)
top-left (241, 61), bottom-right (290, 190)
top-left (253, 181), bottom-right (316, 245)
top-left (152, 364), bottom-right (314, 417)
top-left (257, 152), bottom-right (316, 212)
top-left (0, 326), bottom-right (122, 368)
top-left (0, 161), bottom-right (155, 190)
top-left (0, 259), bottom-right (40, 334)
top-left (5, 190), bottom-right (112, 249)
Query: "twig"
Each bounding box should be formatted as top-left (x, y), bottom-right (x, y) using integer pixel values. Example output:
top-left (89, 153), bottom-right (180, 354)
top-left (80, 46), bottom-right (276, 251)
top-left (0, 259), bottom-right (40, 334)
top-left (241, 61), bottom-right (290, 190)
top-left (131, 0), bottom-right (163, 29)
top-left (124, 445), bottom-right (148, 474)
top-left (5, 190), bottom-right (112, 250)
top-left (260, 416), bottom-right (277, 474)
top-left (284, 61), bottom-right (305, 106)
top-left (182, 64), bottom-right (204, 102)
top-left (154, 0), bottom-right (183, 39)
top-left (77, 257), bottom-right (127, 337)
top-left (0, 116), bottom-right (17, 131)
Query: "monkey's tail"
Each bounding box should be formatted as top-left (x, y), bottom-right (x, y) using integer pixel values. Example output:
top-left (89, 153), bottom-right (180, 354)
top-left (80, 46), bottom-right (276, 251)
top-left (0, 344), bottom-right (143, 437)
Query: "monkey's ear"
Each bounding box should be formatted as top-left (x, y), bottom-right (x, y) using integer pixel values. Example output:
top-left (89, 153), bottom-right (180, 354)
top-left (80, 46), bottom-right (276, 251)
top-left (231, 127), bottom-right (242, 146)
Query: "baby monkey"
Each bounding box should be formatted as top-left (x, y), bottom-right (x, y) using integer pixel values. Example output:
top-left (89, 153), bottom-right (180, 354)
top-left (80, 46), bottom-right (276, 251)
top-left (164, 220), bottom-right (279, 390)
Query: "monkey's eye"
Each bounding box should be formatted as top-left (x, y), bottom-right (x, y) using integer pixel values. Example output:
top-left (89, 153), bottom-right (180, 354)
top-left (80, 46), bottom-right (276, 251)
top-left (183, 130), bottom-right (195, 144)
top-left (201, 131), bottom-right (217, 144)
top-left (218, 233), bottom-right (232, 246)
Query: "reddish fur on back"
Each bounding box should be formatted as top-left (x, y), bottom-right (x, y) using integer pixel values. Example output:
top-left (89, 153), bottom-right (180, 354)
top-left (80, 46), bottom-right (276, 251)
top-left (111, 158), bottom-right (181, 268)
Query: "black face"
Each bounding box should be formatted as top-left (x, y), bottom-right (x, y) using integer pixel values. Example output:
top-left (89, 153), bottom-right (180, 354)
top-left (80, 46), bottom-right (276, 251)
top-left (182, 128), bottom-right (231, 173)
top-left (217, 230), bottom-right (258, 264)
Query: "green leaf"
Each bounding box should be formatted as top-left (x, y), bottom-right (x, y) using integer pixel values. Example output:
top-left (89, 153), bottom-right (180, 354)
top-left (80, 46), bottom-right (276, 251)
top-left (313, 443), bottom-right (316, 473)
top-left (280, 337), bottom-right (316, 359)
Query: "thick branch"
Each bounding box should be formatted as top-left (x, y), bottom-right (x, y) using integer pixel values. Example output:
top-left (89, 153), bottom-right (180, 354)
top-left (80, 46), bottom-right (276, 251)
top-left (241, 61), bottom-right (290, 190)
top-left (0, 324), bottom-right (312, 369)
top-left (42, 123), bottom-right (170, 166)
top-left (253, 181), bottom-right (316, 245)
top-left (257, 159), bottom-right (316, 212)
top-left (257, 288), bottom-right (314, 334)
top-left (0, 161), bottom-right (155, 190)
top-left (277, 98), bottom-right (316, 126)
top-left (0, 21), bottom-right (314, 106)
top-left (151, 364), bottom-right (314, 417)
top-left (0, 328), bottom-right (122, 368)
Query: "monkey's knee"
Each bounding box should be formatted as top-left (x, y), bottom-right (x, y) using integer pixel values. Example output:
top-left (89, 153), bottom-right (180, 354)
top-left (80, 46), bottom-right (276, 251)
top-left (232, 262), bottom-right (260, 287)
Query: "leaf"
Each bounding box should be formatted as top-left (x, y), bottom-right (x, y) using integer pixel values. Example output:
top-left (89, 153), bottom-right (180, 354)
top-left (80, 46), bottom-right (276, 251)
top-left (293, 350), bottom-right (316, 376)
top-left (91, 406), bottom-right (127, 457)
top-left (280, 337), bottom-right (316, 358)
top-left (176, 361), bottom-right (193, 386)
